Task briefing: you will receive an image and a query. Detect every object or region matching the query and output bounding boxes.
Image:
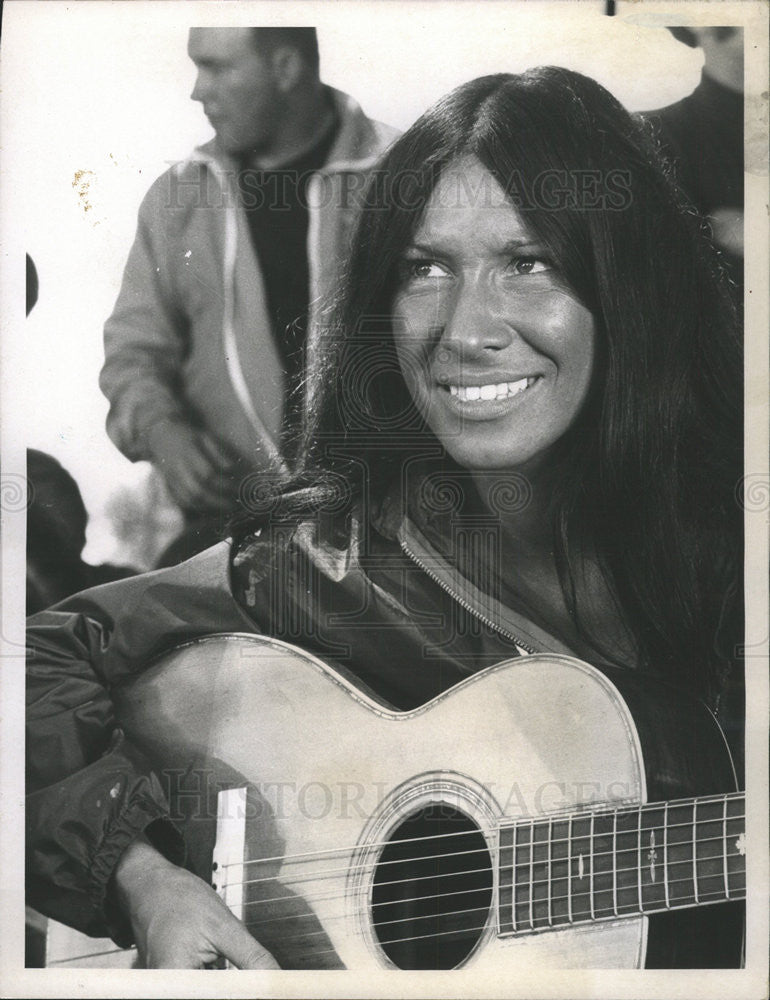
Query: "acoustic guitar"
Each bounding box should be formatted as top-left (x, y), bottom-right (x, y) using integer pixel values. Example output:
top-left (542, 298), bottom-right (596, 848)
top-left (46, 633), bottom-right (745, 969)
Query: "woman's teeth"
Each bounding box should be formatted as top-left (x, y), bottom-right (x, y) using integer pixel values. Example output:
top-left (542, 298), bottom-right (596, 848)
top-left (447, 377), bottom-right (535, 401)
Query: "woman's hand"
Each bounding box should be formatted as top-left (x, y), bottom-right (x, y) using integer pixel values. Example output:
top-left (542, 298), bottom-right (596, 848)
top-left (113, 834), bottom-right (279, 969)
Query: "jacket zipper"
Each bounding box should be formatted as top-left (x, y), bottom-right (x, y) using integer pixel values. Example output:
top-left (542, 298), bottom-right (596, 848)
top-left (399, 537), bottom-right (538, 654)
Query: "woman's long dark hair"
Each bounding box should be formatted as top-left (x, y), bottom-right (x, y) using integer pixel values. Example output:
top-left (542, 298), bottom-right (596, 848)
top-left (233, 67), bottom-right (742, 703)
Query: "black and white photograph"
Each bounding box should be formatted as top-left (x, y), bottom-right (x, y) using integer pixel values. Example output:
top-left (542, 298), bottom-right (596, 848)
top-left (1, 1), bottom-right (767, 997)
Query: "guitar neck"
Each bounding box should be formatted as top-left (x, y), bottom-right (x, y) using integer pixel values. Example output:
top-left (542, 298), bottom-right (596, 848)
top-left (498, 792), bottom-right (745, 935)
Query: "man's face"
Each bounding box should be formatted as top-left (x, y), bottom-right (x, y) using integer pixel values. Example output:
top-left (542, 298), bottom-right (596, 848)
top-left (188, 28), bottom-right (280, 155)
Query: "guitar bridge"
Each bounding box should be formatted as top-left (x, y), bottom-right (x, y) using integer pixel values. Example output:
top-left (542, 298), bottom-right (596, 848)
top-left (212, 786), bottom-right (248, 922)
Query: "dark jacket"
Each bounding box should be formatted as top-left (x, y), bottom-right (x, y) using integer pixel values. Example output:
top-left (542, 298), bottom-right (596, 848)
top-left (27, 472), bottom-right (588, 940)
top-left (26, 471), bottom-right (745, 970)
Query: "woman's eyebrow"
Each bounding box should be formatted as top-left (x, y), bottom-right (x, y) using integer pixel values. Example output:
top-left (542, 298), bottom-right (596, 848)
top-left (401, 241), bottom-right (439, 255)
top-left (499, 237), bottom-right (542, 253)
top-left (402, 235), bottom-right (541, 256)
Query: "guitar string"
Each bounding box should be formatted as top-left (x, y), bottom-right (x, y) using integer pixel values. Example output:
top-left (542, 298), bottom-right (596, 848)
top-left (217, 824), bottom-right (483, 870)
top-left (281, 886), bottom-right (744, 965)
top-left (227, 851), bottom-right (745, 923)
top-left (230, 880), bottom-right (745, 967)
top-left (218, 819), bottom-right (746, 894)
top-left (235, 878), bottom-right (498, 917)
top-left (62, 861), bottom-right (744, 966)
top-left (67, 802), bottom-right (738, 964)
top-left (217, 793), bottom-right (744, 873)
top-left (232, 872), bottom-right (746, 963)
top-left (233, 859), bottom-right (496, 908)
top-left (244, 868), bottom-right (740, 945)
top-left (63, 864), bottom-right (735, 967)
top-left (225, 845), bottom-right (490, 890)
top-left (223, 825), bottom-right (747, 903)
top-left (238, 858), bottom-right (745, 917)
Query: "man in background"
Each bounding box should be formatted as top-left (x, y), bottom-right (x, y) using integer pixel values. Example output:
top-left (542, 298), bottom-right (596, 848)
top-left (644, 27), bottom-right (743, 292)
top-left (100, 28), bottom-right (397, 563)
top-left (643, 26), bottom-right (745, 778)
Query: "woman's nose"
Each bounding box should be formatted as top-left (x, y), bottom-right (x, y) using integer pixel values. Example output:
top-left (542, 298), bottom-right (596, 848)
top-left (440, 277), bottom-right (513, 356)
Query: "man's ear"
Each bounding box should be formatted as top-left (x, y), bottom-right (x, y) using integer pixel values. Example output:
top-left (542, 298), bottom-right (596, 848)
top-left (270, 46), bottom-right (304, 93)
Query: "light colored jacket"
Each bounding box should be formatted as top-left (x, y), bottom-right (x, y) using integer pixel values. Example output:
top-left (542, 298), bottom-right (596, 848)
top-left (100, 89), bottom-right (398, 477)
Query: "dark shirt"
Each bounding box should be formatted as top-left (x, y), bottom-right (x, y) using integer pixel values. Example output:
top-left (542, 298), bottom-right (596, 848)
top-left (644, 72), bottom-right (743, 296)
top-left (646, 71), bottom-right (743, 215)
top-left (237, 113), bottom-right (340, 451)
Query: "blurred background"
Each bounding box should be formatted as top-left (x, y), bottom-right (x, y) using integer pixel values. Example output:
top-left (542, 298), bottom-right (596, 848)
top-left (0, 0), bottom-right (740, 569)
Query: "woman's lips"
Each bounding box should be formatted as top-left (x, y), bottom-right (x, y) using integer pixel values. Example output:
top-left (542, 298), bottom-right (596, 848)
top-left (435, 375), bottom-right (542, 418)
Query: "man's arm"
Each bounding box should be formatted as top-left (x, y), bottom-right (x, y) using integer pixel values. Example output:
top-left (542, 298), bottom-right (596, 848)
top-left (99, 177), bottom-right (238, 511)
top-left (99, 176), bottom-right (191, 462)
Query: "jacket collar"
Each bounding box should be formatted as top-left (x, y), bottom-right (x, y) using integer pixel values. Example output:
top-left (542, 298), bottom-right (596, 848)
top-left (371, 463), bottom-right (578, 657)
top-left (187, 86), bottom-right (391, 175)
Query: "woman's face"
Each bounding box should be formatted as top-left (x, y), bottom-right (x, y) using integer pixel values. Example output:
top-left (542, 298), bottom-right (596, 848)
top-left (392, 156), bottom-right (596, 475)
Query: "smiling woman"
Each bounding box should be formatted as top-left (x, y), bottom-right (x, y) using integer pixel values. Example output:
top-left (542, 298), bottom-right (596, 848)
top-left (392, 156), bottom-right (596, 475)
top-left (278, 67), bottom-right (742, 703)
top-left (26, 67), bottom-right (743, 971)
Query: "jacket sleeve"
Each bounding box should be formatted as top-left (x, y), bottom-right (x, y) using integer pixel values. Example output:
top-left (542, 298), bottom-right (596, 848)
top-left (26, 543), bottom-right (260, 940)
top-left (99, 171), bottom-right (191, 462)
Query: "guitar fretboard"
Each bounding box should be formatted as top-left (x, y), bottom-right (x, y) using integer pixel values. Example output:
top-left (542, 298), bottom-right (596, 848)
top-left (497, 793), bottom-right (745, 934)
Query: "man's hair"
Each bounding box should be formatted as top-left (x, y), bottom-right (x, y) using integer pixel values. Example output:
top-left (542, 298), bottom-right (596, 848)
top-left (251, 27), bottom-right (320, 76)
top-left (666, 27), bottom-right (699, 48)
top-left (666, 26), bottom-right (740, 49)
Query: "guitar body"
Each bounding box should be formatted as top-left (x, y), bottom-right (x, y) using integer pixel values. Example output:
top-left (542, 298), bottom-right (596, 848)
top-left (111, 634), bottom-right (742, 971)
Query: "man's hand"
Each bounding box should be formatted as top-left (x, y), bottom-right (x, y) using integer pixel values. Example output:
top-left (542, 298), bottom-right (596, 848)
top-left (146, 420), bottom-right (238, 512)
top-left (113, 835), bottom-right (279, 970)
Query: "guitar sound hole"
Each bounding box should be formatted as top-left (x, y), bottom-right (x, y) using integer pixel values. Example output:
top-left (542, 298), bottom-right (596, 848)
top-left (371, 805), bottom-right (492, 969)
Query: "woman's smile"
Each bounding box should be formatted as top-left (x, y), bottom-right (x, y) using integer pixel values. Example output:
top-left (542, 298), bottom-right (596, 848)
top-left (437, 374), bottom-right (542, 418)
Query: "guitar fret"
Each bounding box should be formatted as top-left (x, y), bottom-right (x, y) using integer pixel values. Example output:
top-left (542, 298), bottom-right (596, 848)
top-left (570, 815), bottom-right (592, 922)
top-left (546, 817), bottom-right (553, 927)
top-left (692, 801), bottom-right (699, 903)
top-left (528, 819), bottom-right (535, 930)
top-left (512, 820), bottom-right (533, 931)
top-left (550, 818), bottom-right (570, 926)
top-left (693, 796), bottom-right (733, 903)
top-left (498, 824), bottom-right (515, 935)
top-left (726, 796), bottom-right (746, 896)
top-left (722, 796), bottom-right (729, 899)
top-left (615, 809), bottom-right (638, 914)
top-left (592, 811), bottom-right (616, 918)
top-left (612, 811), bottom-right (619, 916)
top-left (639, 805), bottom-right (667, 912)
top-left (497, 793), bottom-right (745, 943)
top-left (567, 816), bottom-right (573, 924)
top-left (663, 802), bottom-right (671, 910)
top-left (531, 821), bottom-right (552, 928)
top-left (637, 805), bottom-right (643, 912)
top-left (666, 802), bottom-right (697, 906)
top-left (589, 812), bottom-right (595, 920)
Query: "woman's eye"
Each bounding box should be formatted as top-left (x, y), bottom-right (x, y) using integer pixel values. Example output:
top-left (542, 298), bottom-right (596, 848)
top-left (400, 259), bottom-right (449, 280)
top-left (510, 257), bottom-right (550, 275)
